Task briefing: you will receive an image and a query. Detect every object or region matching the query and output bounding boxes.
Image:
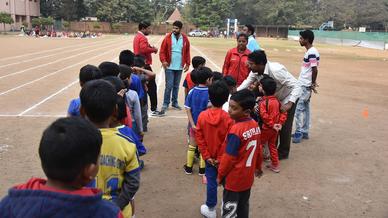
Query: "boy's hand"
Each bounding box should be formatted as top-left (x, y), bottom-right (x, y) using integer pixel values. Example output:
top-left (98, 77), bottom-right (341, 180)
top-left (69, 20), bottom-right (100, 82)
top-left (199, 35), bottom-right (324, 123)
top-left (152, 46), bottom-right (158, 53)
top-left (216, 178), bottom-right (222, 186)
top-left (131, 66), bottom-right (142, 72)
top-left (207, 158), bottom-right (216, 166)
top-left (311, 82), bottom-right (319, 94)
top-left (255, 169), bottom-right (263, 178)
top-left (162, 62), bottom-right (169, 69)
top-left (117, 89), bottom-right (126, 97)
top-left (273, 124), bottom-right (282, 131)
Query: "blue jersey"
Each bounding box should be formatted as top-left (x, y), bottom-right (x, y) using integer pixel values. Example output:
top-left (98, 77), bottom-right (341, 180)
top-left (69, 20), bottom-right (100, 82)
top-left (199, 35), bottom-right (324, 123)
top-left (184, 86), bottom-right (209, 125)
top-left (67, 98), bottom-right (81, 116)
top-left (129, 74), bottom-right (144, 99)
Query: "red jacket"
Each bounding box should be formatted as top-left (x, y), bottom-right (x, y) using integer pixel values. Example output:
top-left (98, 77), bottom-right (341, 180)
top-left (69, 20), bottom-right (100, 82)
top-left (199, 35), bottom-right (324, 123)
top-left (196, 108), bottom-right (234, 161)
top-left (133, 31), bottom-right (157, 65)
top-left (259, 96), bottom-right (287, 130)
top-left (222, 47), bottom-right (251, 86)
top-left (218, 118), bottom-right (262, 192)
top-left (159, 33), bottom-right (191, 68)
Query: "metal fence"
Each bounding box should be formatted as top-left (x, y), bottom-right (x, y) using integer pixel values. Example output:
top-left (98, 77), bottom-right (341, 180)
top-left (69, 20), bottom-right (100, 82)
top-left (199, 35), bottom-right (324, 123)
top-left (288, 30), bottom-right (388, 50)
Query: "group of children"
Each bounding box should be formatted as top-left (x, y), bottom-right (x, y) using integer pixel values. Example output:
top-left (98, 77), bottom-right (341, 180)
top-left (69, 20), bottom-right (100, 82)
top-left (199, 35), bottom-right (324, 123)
top-left (181, 56), bottom-right (288, 217)
top-left (0, 49), bottom-right (160, 218)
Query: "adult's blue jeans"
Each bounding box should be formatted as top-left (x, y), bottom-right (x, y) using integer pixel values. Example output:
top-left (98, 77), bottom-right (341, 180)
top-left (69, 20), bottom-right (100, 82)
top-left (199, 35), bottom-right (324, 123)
top-left (295, 86), bottom-right (311, 134)
top-left (163, 69), bottom-right (183, 107)
top-left (205, 162), bottom-right (218, 208)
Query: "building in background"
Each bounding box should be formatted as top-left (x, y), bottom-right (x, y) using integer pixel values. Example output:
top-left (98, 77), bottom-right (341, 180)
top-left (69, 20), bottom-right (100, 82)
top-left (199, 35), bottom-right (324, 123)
top-left (0, 0), bottom-right (40, 31)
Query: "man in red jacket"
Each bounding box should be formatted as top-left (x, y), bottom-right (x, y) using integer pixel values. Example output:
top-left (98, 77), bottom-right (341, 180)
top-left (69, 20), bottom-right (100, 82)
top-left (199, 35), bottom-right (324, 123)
top-left (133, 22), bottom-right (160, 115)
top-left (159, 20), bottom-right (191, 114)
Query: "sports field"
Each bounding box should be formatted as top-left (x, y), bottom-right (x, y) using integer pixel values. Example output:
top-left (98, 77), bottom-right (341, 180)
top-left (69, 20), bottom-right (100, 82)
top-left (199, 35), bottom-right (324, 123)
top-left (0, 34), bottom-right (387, 217)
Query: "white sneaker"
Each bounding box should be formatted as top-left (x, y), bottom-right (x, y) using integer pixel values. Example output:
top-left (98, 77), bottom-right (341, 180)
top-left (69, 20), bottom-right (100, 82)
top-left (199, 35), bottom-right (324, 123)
top-left (200, 204), bottom-right (216, 218)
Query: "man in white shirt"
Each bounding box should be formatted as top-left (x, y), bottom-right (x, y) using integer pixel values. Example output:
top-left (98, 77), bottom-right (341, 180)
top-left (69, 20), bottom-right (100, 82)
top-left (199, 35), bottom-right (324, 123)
top-left (292, 30), bottom-right (320, 143)
top-left (238, 50), bottom-right (302, 160)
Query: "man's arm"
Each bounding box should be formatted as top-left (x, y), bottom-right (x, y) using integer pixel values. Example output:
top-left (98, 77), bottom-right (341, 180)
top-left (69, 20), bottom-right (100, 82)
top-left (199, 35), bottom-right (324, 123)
top-left (270, 64), bottom-right (302, 111)
top-left (237, 71), bottom-right (258, 91)
top-left (139, 37), bottom-right (157, 54)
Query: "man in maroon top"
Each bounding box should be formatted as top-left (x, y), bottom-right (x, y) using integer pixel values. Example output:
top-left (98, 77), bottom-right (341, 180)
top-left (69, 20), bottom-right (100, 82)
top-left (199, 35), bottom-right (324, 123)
top-left (133, 22), bottom-right (160, 115)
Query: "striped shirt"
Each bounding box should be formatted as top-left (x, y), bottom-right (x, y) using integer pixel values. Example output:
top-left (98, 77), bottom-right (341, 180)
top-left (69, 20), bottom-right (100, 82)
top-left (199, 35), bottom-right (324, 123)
top-left (299, 47), bottom-right (320, 87)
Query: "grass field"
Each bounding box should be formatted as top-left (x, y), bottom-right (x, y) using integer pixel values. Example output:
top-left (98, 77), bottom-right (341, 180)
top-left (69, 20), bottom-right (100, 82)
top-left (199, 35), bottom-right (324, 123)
top-left (0, 34), bottom-right (387, 217)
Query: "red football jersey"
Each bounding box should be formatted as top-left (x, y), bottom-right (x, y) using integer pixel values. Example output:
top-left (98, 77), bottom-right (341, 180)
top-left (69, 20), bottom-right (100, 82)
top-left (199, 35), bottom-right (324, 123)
top-left (218, 118), bottom-right (262, 192)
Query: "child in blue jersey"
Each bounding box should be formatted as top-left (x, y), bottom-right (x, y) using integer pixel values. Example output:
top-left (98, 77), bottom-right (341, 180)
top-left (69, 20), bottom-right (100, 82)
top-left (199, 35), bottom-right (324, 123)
top-left (67, 65), bottom-right (102, 116)
top-left (184, 67), bottom-right (213, 175)
top-left (80, 80), bottom-right (140, 218)
top-left (0, 117), bottom-right (123, 218)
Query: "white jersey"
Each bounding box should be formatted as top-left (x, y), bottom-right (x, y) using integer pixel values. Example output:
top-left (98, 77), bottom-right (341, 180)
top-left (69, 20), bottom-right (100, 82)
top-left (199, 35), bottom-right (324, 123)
top-left (299, 47), bottom-right (320, 87)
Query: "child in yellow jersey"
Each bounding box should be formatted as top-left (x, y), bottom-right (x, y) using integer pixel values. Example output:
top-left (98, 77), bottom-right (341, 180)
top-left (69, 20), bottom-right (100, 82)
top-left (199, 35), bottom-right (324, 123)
top-left (81, 79), bottom-right (140, 218)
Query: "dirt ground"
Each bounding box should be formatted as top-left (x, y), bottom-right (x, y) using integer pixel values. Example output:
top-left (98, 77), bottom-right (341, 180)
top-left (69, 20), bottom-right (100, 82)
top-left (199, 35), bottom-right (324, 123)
top-left (0, 34), bottom-right (387, 218)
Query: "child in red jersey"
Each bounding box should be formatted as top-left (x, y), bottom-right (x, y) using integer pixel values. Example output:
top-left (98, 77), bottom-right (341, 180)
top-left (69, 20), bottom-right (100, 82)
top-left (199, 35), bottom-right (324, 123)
top-left (258, 76), bottom-right (287, 173)
top-left (196, 81), bottom-right (234, 218)
top-left (217, 89), bottom-right (263, 218)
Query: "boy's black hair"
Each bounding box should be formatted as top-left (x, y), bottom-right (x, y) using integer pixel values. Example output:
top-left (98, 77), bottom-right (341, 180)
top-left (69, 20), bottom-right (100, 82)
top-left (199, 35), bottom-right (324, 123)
top-left (245, 24), bottom-right (255, 35)
top-left (230, 89), bottom-right (255, 111)
top-left (190, 68), bottom-right (199, 85)
top-left (260, 76), bottom-right (277, 96)
top-left (98, 61), bottom-right (120, 77)
top-left (196, 66), bottom-right (213, 84)
top-left (192, 56), bottom-right (206, 69)
top-left (80, 80), bottom-right (117, 123)
top-left (173, 20), bottom-right (183, 29)
top-left (212, 71), bottom-right (223, 82)
top-left (248, 50), bottom-right (267, 65)
top-left (209, 80), bottom-right (229, 107)
top-left (133, 55), bottom-right (146, 68)
top-left (237, 33), bottom-right (249, 41)
top-left (79, 65), bottom-right (102, 85)
top-left (139, 21), bottom-right (151, 30)
top-left (118, 64), bottom-right (132, 80)
top-left (39, 117), bottom-right (102, 183)
top-left (300, 29), bottom-right (314, 44)
top-left (103, 76), bottom-right (127, 121)
top-left (222, 75), bottom-right (237, 87)
top-left (103, 76), bottom-right (125, 92)
top-left (119, 50), bottom-right (135, 66)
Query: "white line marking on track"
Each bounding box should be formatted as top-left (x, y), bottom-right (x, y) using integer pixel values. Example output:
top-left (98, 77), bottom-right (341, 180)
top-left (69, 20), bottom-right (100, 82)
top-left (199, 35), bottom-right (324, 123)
top-left (0, 37), bottom-right (127, 62)
top-left (0, 43), bottom-right (128, 96)
top-left (191, 45), bottom-right (222, 71)
top-left (18, 80), bottom-right (79, 116)
top-left (0, 39), bottom-right (118, 69)
top-left (0, 114), bottom-right (65, 118)
top-left (18, 56), bottom-right (120, 116)
top-left (0, 40), bottom-right (122, 80)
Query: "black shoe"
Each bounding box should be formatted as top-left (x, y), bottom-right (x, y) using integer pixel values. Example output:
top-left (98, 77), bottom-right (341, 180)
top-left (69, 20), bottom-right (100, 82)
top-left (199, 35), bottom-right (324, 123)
top-left (183, 165), bottom-right (193, 175)
top-left (278, 155), bottom-right (289, 160)
top-left (199, 168), bottom-right (205, 176)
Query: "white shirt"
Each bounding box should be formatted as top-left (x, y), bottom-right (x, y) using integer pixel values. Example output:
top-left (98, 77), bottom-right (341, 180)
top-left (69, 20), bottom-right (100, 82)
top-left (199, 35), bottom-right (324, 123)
top-left (299, 47), bottom-right (320, 87)
top-left (238, 61), bottom-right (302, 105)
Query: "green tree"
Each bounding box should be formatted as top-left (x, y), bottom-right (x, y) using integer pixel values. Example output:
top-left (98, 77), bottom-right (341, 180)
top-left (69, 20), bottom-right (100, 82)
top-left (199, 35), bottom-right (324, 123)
top-left (0, 12), bottom-right (14, 33)
top-left (186, 0), bottom-right (235, 28)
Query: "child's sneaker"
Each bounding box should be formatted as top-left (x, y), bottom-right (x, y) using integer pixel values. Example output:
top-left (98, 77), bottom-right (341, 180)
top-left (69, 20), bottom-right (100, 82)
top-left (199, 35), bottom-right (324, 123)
top-left (200, 204), bottom-right (216, 218)
top-left (302, 132), bottom-right (309, 139)
top-left (183, 165), bottom-right (193, 175)
top-left (266, 164), bottom-right (280, 173)
top-left (198, 167), bottom-right (205, 176)
top-left (292, 132), bottom-right (303, 143)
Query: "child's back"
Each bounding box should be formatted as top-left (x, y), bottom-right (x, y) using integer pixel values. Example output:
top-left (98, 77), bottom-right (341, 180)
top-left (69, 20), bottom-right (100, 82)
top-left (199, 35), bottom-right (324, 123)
top-left (0, 177), bottom-right (120, 218)
top-left (0, 117), bottom-right (122, 218)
